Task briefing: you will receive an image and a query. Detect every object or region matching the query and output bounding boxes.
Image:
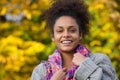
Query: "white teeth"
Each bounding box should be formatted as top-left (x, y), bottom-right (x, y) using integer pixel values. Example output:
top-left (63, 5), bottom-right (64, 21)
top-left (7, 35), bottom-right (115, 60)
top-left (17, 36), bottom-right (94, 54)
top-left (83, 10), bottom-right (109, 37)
top-left (62, 41), bottom-right (72, 44)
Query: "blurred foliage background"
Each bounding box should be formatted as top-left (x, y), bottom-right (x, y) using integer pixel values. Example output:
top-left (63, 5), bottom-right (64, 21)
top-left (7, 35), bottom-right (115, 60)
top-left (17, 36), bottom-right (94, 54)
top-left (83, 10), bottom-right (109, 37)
top-left (0, 0), bottom-right (120, 80)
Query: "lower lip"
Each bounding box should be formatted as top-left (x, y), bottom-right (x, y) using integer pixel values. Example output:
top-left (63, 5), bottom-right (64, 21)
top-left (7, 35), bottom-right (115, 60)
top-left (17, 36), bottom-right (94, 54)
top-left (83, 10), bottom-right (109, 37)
top-left (62, 43), bottom-right (72, 46)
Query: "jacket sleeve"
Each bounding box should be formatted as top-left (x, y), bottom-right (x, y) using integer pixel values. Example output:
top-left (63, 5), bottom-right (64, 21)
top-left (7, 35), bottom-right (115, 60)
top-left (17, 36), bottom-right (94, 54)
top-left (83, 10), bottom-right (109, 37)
top-left (74, 54), bottom-right (118, 80)
top-left (30, 63), bottom-right (46, 80)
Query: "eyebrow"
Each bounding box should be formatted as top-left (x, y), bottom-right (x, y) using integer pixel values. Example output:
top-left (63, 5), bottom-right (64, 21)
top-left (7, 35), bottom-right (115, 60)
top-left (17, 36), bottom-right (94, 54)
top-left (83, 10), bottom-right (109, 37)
top-left (69, 26), bottom-right (76, 28)
top-left (57, 26), bottom-right (63, 28)
top-left (57, 26), bottom-right (76, 28)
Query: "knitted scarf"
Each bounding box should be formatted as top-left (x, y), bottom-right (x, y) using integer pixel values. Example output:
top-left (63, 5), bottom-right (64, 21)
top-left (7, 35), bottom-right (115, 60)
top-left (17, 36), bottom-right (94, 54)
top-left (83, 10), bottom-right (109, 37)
top-left (42, 44), bottom-right (90, 80)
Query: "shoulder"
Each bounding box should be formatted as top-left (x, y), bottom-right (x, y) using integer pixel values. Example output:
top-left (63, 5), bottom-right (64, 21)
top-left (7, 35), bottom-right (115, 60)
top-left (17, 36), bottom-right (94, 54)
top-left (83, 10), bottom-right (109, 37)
top-left (33, 63), bottom-right (46, 72)
top-left (89, 53), bottom-right (112, 65)
top-left (89, 53), bottom-right (118, 80)
top-left (30, 63), bottom-right (46, 80)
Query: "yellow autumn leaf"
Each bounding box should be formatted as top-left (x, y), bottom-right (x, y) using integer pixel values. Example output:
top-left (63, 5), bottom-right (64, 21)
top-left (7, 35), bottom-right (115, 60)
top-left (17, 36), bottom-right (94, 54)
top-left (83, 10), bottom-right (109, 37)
top-left (39, 21), bottom-right (46, 30)
top-left (32, 10), bottom-right (41, 16)
top-left (102, 23), bottom-right (112, 31)
top-left (90, 40), bottom-right (101, 46)
top-left (0, 7), bottom-right (7, 15)
top-left (11, 8), bottom-right (21, 16)
top-left (12, 30), bottom-right (24, 36)
top-left (0, 55), bottom-right (6, 63)
top-left (0, 0), bottom-right (7, 4)
top-left (31, 3), bottom-right (38, 9)
top-left (102, 48), bottom-right (112, 54)
top-left (95, 3), bottom-right (104, 10)
top-left (0, 22), bottom-right (10, 30)
top-left (39, 0), bottom-right (51, 9)
top-left (94, 47), bottom-right (102, 52)
top-left (5, 35), bottom-right (23, 46)
top-left (118, 23), bottom-right (120, 28)
top-left (23, 9), bottom-right (32, 19)
top-left (24, 41), bottom-right (45, 55)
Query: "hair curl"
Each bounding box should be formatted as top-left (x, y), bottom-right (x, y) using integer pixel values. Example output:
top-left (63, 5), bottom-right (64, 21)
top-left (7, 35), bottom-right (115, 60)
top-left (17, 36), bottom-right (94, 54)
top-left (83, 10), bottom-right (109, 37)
top-left (43, 0), bottom-right (90, 37)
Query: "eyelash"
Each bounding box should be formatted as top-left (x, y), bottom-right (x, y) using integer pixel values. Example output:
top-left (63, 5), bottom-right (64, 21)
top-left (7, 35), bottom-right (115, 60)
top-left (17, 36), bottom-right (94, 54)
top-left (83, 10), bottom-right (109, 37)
top-left (70, 29), bottom-right (76, 32)
top-left (56, 29), bottom-right (76, 33)
top-left (57, 30), bottom-right (63, 32)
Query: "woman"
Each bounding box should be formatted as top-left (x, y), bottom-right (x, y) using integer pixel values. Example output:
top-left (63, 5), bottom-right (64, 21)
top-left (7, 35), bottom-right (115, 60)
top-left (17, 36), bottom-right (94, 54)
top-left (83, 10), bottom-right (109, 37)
top-left (31, 0), bottom-right (118, 80)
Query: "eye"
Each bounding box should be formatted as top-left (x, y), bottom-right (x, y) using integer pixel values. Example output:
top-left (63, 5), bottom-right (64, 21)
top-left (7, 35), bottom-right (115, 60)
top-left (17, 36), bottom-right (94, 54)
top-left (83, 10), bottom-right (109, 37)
top-left (70, 29), bottom-right (76, 33)
top-left (56, 29), bottom-right (63, 33)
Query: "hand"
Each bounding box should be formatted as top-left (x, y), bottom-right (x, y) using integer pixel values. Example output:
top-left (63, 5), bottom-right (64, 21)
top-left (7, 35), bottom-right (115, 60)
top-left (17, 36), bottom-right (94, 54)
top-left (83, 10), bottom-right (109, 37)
top-left (72, 52), bottom-right (87, 66)
top-left (50, 68), bottom-right (67, 80)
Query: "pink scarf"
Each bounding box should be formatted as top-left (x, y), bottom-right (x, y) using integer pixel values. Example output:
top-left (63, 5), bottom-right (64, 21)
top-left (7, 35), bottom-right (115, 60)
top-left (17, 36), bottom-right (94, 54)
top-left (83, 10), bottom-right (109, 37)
top-left (42, 44), bottom-right (90, 80)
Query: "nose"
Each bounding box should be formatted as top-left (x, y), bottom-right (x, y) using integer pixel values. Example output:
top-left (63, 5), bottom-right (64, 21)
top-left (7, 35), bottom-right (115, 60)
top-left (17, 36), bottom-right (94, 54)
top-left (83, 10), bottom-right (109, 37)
top-left (63, 30), bottom-right (71, 38)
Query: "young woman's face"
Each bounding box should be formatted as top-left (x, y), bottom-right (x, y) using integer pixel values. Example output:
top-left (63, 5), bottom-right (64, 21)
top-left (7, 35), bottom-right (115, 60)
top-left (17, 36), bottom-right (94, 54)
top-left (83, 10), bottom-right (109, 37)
top-left (52, 16), bottom-right (81, 53)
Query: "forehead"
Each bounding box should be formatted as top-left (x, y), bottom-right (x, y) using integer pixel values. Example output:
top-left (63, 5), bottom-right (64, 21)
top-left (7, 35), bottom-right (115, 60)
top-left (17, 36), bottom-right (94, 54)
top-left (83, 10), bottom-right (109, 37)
top-left (54, 16), bottom-right (79, 29)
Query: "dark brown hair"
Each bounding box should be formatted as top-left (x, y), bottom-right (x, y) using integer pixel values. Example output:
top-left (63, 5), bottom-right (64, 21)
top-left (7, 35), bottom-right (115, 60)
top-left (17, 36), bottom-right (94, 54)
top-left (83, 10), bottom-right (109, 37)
top-left (43, 0), bottom-right (90, 37)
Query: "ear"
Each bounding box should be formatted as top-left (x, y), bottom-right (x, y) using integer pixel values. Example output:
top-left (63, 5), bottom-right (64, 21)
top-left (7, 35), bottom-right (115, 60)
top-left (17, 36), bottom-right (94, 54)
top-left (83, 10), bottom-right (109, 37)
top-left (51, 34), bottom-right (55, 41)
top-left (52, 37), bottom-right (55, 41)
top-left (79, 32), bottom-right (82, 40)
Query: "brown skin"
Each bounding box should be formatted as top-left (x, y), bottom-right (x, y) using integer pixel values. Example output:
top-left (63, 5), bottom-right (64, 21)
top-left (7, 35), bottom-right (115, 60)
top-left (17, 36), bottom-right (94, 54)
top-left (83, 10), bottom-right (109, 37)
top-left (51, 68), bottom-right (67, 80)
top-left (51, 16), bottom-right (87, 80)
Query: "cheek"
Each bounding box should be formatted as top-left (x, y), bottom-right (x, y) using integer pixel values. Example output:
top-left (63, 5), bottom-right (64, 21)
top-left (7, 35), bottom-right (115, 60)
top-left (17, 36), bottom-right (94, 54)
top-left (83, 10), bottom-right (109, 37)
top-left (53, 33), bottom-right (61, 42)
top-left (73, 33), bottom-right (80, 39)
top-left (74, 36), bottom-right (81, 43)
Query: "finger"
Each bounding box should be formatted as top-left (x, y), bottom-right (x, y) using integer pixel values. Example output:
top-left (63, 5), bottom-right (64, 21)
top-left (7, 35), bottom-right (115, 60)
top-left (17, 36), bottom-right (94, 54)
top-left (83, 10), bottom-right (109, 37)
top-left (62, 67), bottom-right (67, 72)
top-left (76, 52), bottom-right (81, 55)
top-left (74, 52), bottom-right (79, 56)
top-left (73, 53), bottom-right (76, 57)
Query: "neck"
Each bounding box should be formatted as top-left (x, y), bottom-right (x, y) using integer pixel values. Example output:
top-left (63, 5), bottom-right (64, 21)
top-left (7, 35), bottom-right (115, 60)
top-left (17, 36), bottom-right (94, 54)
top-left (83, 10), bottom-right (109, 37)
top-left (60, 51), bottom-right (74, 69)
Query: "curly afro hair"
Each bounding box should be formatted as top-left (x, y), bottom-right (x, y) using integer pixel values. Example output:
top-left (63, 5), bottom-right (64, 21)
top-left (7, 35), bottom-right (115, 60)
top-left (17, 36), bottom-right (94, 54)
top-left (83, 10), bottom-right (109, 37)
top-left (43, 0), bottom-right (90, 37)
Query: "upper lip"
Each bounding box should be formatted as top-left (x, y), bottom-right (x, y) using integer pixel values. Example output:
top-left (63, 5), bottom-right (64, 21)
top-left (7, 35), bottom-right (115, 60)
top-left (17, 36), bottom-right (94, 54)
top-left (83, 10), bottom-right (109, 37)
top-left (61, 40), bottom-right (73, 43)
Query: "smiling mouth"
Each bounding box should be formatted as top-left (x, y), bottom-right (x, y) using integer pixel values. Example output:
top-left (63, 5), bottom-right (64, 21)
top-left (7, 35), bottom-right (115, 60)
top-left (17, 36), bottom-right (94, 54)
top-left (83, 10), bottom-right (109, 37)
top-left (61, 40), bottom-right (73, 44)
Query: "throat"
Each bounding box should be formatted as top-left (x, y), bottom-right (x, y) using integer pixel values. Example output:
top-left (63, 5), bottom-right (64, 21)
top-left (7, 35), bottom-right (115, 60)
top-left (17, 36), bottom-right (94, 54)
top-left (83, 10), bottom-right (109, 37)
top-left (61, 52), bottom-right (74, 70)
top-left (62, 62), bottom-right (73, 70)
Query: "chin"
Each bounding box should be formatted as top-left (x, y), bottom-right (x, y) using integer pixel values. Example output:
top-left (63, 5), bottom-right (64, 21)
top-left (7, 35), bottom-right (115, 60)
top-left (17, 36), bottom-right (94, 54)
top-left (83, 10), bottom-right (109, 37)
top-left (60, 48), bottom-right (74, 53)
